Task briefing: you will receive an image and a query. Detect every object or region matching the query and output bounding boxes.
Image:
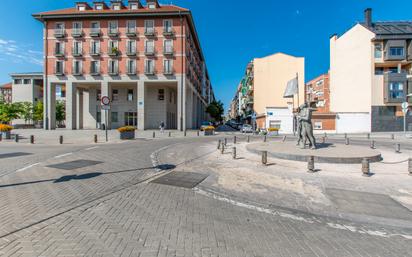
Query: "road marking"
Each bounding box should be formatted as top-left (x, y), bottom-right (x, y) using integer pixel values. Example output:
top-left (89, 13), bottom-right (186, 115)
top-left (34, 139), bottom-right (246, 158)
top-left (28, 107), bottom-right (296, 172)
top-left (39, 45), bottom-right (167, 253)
top-left (16, 163), bottom-right (40, 172)
top-left (85, 146), bottom-right (99, 151)
top-left (54, 153), bottom-right (73, 159)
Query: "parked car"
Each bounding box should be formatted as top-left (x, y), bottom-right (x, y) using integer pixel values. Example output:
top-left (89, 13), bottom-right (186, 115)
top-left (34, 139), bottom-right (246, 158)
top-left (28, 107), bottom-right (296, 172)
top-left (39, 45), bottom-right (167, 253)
top-left (200, 121), bottom-right (213, 131)
top-left (241, 124), bottom-right (253, 133)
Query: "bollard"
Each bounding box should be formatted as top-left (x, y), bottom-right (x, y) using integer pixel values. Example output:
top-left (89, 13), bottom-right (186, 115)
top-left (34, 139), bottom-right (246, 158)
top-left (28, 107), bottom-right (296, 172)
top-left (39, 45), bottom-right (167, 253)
top-left (395, 143), bottom-right (401, 153)
top-left (30, 135), bottom-right (34, 144)
top-left (233, 136), bottom-right (237, 144)
top-left (232, 147), bottom-right (236, 159)
top-left (217, 139), bottom-right (221, 149)
top-left (197, 131), bottom-right (200, 137)
top-left (261, 151), bottom-right (268, 165)
top-left (94, 134), bottom-right (98, 143)
top-left (263, 135), bottom-right (267, 142)
top-left (370, 140), bottom-right (375, 149)
top-left (169, 131), bottom-right (171, 137)
top-left (59, 135), bottom-right (63, 144)
top-left (152, 131), bottom-right (156, 138)
top-left (324, 132), bottom-right (327, 138)
top-left (409, 158), bottom-right (412, 176)
top-left (224, 138), bottom-right (227, 146)
top-left (344, 133), bottom-right (347, 139)
top-left (367, 133), bottom-right (370, 139)
top-left (184, 131), bottom-right (187, 137)
top-left (282, 135), bottom-right (287, 142)
top-left (391, 134), bottom-right (395, 140)
top-left (221, 142), bottom-right (225, 154)
top-left (307, 156), bottom-right (315, 173)
top-left (322, 137), bottom-right (326, 144)
top-left (15, 134), bottom-right (19, 143)
top-left (362, 158), bottom-right (370, 177)
top-left (247, 135), bottom-right (250, 143)
top-left (0, 133), bottom-right (2, 142)
top-left (345, 137), bottom-right (350, 145)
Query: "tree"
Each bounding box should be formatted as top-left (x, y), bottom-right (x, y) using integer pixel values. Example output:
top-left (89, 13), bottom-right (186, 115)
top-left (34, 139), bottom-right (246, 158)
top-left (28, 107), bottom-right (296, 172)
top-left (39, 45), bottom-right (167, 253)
top-left (19, 102), bottom-right (33, 124)
top-left (56, 100), bottom-right (66, 126)
top-left (206, 100), bottom-right (224, 122)
top-left (33, 101), bottom-right (44, 124)
top-left (0, 102), bottom-right (22, 124)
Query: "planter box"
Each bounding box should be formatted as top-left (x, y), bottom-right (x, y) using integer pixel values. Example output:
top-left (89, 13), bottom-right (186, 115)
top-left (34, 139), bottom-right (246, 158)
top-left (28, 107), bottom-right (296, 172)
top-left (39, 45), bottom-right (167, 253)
top-left (119, 131), bottom-right (135, 140)
top-left (1, 131), bottom-right (11, 139)
top-left (204, 130), bottom-right (214, 136)
top-left (268, 131), bottom-right (279, 136)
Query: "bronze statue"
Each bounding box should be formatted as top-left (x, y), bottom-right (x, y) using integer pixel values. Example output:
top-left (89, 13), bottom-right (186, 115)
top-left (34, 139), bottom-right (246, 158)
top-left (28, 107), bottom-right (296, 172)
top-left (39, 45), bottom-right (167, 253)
top-left (297, 103), bottom-right (316, 149)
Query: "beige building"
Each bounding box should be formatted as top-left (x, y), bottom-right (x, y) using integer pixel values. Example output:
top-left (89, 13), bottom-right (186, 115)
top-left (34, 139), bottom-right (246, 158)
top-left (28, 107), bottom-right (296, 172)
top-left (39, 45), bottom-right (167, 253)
top-left (230, 53), bottom-right (305, 133)
top-left (330, 8), bottom-right (412, 132)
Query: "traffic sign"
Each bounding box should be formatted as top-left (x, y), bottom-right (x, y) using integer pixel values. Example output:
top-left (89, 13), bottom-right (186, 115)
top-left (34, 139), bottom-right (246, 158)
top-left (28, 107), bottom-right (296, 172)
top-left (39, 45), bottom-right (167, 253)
top-left (101, 105), bottom-right (111, 110)
top-left (101, 96), bottom-right (111, 106)
top-left (403, 108), bottom-right (409, 114)
top-left (402, 102), bottom-right (409, 109)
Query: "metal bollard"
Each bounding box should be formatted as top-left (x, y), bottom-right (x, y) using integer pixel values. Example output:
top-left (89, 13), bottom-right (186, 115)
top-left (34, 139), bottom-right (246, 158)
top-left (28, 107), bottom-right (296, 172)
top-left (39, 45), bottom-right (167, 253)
top-left (0, 133), bottom-right (2, 142)
top-left (15, 134), bottom-right (19, 143)
top-left (232, 147), bottom-right (236, 159)
top-left (197, 131), bottom-right (200, 136)
top-left (370, 140), bottom-right (375, 149)
top-left (94, 134), bottom-right (98, 143)
top-left (409, 158), bottom-right (412, 176)
top-left (307, 156), bottom-right (315, 173)
top-left (153, 131), bottom-right (155, 138)
top-left (345, 137), bottom-right (350, 145)
top-left (59, 135), bottom-right (63, 144)
top-left (344, 133), bottom-right (347, 139)
top-left (247, 135), bottom-right (250, 143)
top-left (233, 136), bottom-right (237, 144)
top-left (217, 139), bottom-right (221, 149)
top-left (395, 143), bottom-right (401, 153)
top-left (322, 137), bottom-right (326, 144)
top-left (324, 132), bottom-right (327, 138)
top-left (169, 131), bottom-right (171, 137)
top-left (30, 135), bottom-right (34, 144)
top-left (221, 142), bottom-right (225, 154)
top-left (184, 130), bottom-right (187, 137)
top-left (391, 134), bottom-right (395, 140)
top-left (224, 138), bottom-right (227, 146)
top-left (362, 158), bottom-right (370, 177)
top-left (367, 133), bottom-right (370, 139)
top-left (263, 135), bottom-right (267, 142)
top-left (261, 151), bottom-right (268, 165)
top-left (282, 135), bottom-right (287, 142)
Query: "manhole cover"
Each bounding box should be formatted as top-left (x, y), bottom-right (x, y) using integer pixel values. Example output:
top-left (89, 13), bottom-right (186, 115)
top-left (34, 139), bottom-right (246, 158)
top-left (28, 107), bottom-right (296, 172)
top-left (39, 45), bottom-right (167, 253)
top-left (151, 172), bottom-right (208, 189)
top-left (326, 188), bottom-right (412, 220)
top-left (47, 160), bottom-right (103, 170)
top-left (0, 152), bottom-right (32, 159)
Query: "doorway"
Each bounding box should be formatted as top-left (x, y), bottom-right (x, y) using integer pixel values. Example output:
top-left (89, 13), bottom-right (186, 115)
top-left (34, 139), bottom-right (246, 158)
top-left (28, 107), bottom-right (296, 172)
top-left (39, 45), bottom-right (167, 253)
top-left (124, 112), bottom-right (137, 126)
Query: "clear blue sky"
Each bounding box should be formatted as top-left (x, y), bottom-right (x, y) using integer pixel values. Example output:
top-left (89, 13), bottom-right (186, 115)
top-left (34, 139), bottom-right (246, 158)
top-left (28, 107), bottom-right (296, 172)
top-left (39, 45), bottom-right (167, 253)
top-left (0, 0), bottom-right (411, 111)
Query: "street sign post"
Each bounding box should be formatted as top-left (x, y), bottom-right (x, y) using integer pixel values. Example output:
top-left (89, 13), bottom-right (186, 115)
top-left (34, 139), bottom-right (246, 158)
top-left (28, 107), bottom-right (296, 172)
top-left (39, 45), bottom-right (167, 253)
top-left (402, 102), bottom-right (409, 135)
top-left (101, 96), bottom-right (111, 142)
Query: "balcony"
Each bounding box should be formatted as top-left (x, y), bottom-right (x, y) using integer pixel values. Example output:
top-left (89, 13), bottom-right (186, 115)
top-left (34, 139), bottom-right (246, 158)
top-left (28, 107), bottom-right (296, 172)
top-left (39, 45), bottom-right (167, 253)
top-left (72, 50), bottom-right (83, 57)
top-left (144, 28), bottom-right (155, 37)
top-left (164, 67), bottom-right (174, 75)
top-left (54, 29), bottom-right (65, 38)
top-left (163, 46), bottom-right (174, 56)
top-left (163, 28), bottom-right (175, 37)
top-left (71, 29), bottom-right (83, 38)
top-left (108, 29), bottom-right (119, 37)
top-left (54, 51), bottom-right (65, 58)
top-left (126, 28), bottom-right (137, 37)
top-left (90, 28), bottom-right (101, 37)
top-left (108, 47), bottom-right (120, 57)
top-left (144, 68), bottom-right (155, 75)
top-left (145, 47), bottom-right (155, 56)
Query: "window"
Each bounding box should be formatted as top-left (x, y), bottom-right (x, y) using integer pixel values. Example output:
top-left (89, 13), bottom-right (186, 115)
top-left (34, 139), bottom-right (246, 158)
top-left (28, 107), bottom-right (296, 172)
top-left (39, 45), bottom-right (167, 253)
top-left (73, 60), bottom-right (82, 75)
top-left (148, 3), bottom-right (155, 9)
top-left (72, 22), bottom-right (82, 34)
top-left (90, 21), bottom-right (100, 34)
top-left (55, 23), bottom-right (64, 34)
top-left (96, 89), bottom-right (101, 101)
top-left (389, 82), bottom-right (405, 99)
top-left (78, 5), bottom-right (86, 11)
top-left (111, 112), bottom-right (118, 123)
top-left (23, 79), bottom-right (31, 84)
top-left (378, 106), bottom-right (396, 116)
top-left (158, 89), bottom-right (165, 100)
top-left (314, 121), bottom-right (323, 130)
top-left (108, 21), bottom-right (118, 34)
top-left (130, 3), bottom-right (138, 10)
top-left (108, 40), bottom-right (119, 54)
top-left (127, 89), bottom-right (134, 101)
top-left (73, 41), bottom-right (82, 55)
top-left (388, 67), bottom-right (398, 74)
top-left (113, 4), bottom-right (121, 10)
top-left (90, 40), bottom-right (100, 55)
top-left (91, 61), bottom-right (100, 74)
top-left (95, 4), bottom-right (103, 10)
top-left (145, 59), bottom-right (155, 74)
top-left (55, 41), bottom-right (64, 55)
top-left (145, 40), bottom-right (155, 54)
top-left (164, 40), bottom-right (173, 54)
top-left (112, 89), bottom-right (119, 101)
top-left (55, 61), bottom-right (64, 74)
top-left (127, 40), bottom-right (136, 54)
top-left (127, 59), bottom-right (136, 74)
top-left (163, 19), bottom-right (173, 33)
top-left (390, 47), bottom-right (404, 57)
top-left (164, 59), bottom-right (173, 74)
top-left (374, 43), bottom-right (382, 58)
top-left (108, 60), bottom-right (119, 74)
top-left (144, 20), bottom-right (155, 34)
top-left (126, 20), bottom-right (136, 34)
top-left (375, 67), bottom-right (384, 75)
top-left (269, 120), bottom-right (281, 129)
top-left (14, 79), bottom-right (22, 84)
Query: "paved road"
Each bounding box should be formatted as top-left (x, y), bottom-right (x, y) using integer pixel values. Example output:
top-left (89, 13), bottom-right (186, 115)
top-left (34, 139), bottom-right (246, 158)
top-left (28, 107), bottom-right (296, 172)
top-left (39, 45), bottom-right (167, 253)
top-left (0, 135), bottom-right (411, 256)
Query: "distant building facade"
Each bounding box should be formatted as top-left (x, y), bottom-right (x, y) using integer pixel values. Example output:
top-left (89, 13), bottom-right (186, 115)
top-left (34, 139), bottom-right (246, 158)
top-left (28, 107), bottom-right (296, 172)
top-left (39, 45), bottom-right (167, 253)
top-left (33, 0), bottom-right (214, 130)
top-left (330, 8), bottom-right (412, 133)
top-left (305, 72), bottom-right (336, 132)
top-left (0, 83), bottom-right (12, 103)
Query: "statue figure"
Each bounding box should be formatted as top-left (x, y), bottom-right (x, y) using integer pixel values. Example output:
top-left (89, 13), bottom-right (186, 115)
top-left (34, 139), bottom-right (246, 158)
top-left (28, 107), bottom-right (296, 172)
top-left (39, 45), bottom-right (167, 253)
top-left (295, 106), bottom-right (303, 146)
top-left (297, 103), bottom-right (316, 149)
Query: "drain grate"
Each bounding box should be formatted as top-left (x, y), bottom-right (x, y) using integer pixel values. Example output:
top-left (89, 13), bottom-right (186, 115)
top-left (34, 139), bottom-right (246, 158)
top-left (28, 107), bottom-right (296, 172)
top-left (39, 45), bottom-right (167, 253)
top-left (151, 172), bottom-right (208, 189)
top-left (0, 152), bottom-right (32, 159)
top-left (47, 160), bottom-right (103, 170)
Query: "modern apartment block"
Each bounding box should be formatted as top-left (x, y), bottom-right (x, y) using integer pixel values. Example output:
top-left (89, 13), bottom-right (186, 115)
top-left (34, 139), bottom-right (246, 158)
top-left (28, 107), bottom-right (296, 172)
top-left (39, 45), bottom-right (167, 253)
top-left (305, 72), bottom-right (336, 132)
top-left (0, 83), bottom-right (12, 103)
top-left (230, 53), bottom-right (304, 133)
top-left (33, 0), bottom-right (214, 130)
top-left (330, 8), bottom-right (412, 133)
top-left (11, 72), bottom-right (44, 105)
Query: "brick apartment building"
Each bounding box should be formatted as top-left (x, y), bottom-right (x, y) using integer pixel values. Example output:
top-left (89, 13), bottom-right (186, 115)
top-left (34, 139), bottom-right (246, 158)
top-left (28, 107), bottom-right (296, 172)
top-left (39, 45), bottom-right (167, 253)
top-left (33, 0), bottom-right (214, 130)
top-left (0, 82), bottom-right (12, 103)
top-left (305, 72), bottom-right (336, 132)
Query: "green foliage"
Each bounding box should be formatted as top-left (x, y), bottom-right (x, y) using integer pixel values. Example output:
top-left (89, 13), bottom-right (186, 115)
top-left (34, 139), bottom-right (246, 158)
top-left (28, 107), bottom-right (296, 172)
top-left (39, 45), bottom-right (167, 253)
top-left (0, 101), bottom-right (23, 124)
top-left (206, 100), bottom-right (224, 122)
top-left (19, 102), bottom-right (34, 124)
top-left (56, 100), bottom-right (65, 123)
top-left (33, 101), bottom-right (44, 122)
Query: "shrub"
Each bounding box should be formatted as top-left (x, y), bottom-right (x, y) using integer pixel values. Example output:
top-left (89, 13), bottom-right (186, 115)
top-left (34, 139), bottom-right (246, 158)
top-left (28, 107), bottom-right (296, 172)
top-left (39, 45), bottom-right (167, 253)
top-left (0, 124), bottom-right (13, 132)
top-left (268, 128), bottom-right (279, 132)
top-left (203, 126), bottom-right (215, 131)
top-left (117, 126), bottom-right (136, 133)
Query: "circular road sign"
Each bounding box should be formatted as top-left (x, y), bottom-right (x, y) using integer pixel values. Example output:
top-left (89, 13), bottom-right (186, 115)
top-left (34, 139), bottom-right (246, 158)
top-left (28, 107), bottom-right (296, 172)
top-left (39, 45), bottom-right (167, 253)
top-left (101, 96), bottom-right (111, 106)
top-left (402, 102), bottom-right (409, 109)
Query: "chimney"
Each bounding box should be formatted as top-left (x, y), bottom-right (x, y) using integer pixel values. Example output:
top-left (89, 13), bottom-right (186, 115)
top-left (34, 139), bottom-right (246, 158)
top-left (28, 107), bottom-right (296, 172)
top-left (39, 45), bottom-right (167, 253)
top-left (364, 8), bottom-right (372, 27)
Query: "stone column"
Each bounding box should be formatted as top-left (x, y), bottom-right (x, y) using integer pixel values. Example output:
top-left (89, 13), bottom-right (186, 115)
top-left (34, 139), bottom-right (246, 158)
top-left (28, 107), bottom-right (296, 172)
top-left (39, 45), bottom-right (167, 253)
top-left (76, 88), bottom-right (83, 129)
top-left (137, 81), bottom-right (145, 130)
top-left (177, 76), bottom-right (186, 131)
top-left (45, 82), bottom-right (56, 130)
top-left (65, 82), bottom-right (77, 130)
